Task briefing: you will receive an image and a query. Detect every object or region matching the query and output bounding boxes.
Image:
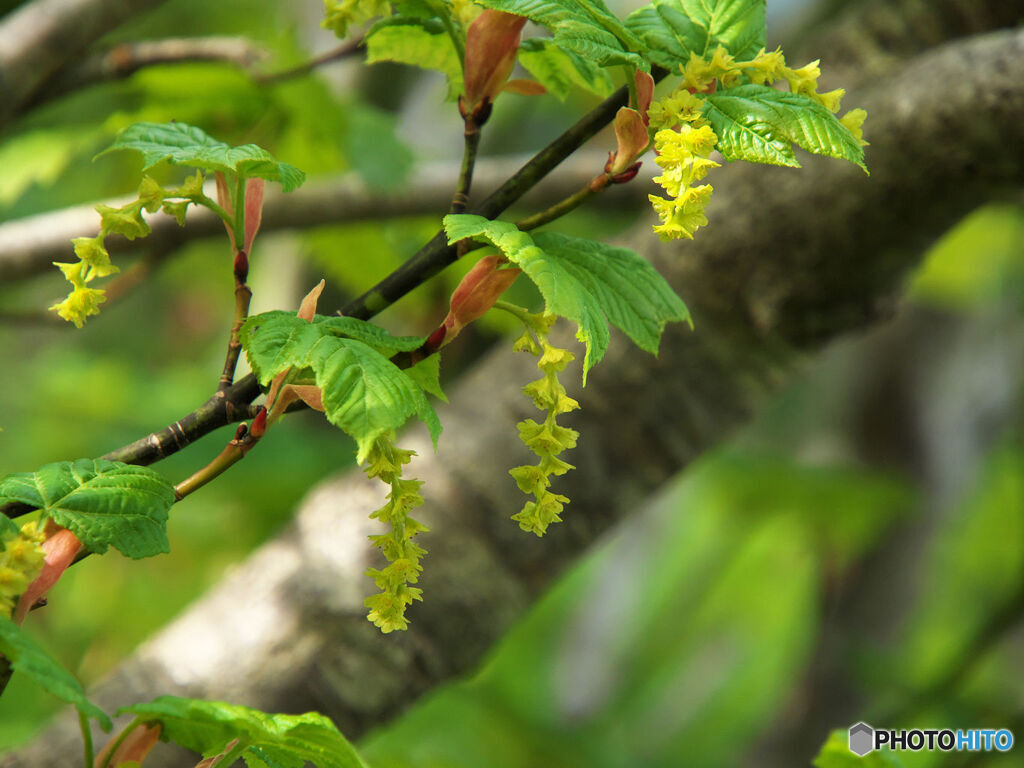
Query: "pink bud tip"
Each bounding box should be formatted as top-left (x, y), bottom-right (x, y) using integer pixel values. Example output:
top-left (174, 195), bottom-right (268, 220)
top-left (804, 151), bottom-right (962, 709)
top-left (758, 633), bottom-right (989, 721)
top-left (612, 162), bottom-right (643, 184)
top-left (426, 325), bottom-right (447, 351)
top-left (234, 250), bottom-right (249, 283)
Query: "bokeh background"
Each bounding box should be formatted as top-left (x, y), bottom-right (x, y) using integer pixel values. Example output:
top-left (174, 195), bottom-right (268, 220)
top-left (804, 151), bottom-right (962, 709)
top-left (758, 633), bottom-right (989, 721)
top-left (1, 0), bottom-right (1022, 766)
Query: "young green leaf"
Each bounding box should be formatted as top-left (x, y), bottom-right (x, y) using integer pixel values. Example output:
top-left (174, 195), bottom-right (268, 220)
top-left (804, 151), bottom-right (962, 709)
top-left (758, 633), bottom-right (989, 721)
top-left (97, 122), bottom-right (306, 192)
top-left (443, 215), bottom-right (689, 380)
top-left (242, 311), bottom-right (424, 369)
top-left (532, 231), bottom-right (692, 352)
top-left (812, 729), bottom-right (904, 768)
top-left (476, 0), bottom-right (644, 68)
top-left (119, 696), bottom-right (368, 768)
top-left (240, 313), bottom-right (440, 461)
top-left (365, 18), bottom-right (464, 100)
top-left (518, 37), bottom-right (615, 100)
top-left (626, 0), bottom-right (765, 69)
top-left (0, 616), bottom-right (112, 731)
top-left (703, 84), bottom-right (867, 170)
top-left (0, 460), bottom-right (174, 559)
top-left (406, 355), bottom-right (448, 403)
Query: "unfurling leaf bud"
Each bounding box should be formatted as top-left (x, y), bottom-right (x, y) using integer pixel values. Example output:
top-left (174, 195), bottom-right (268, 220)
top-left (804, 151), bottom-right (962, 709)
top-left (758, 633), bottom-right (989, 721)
top-left (13, 527), bottom-right (82, 624)
top-left (94, 723), bottom-right (162, 768)
top-left (298, 279), bottom-right (325, 322)
top-left (243, 177), bottom-right (265, 253)
top-left (442, 254), bottom-right (521, 342)
top-left (461, 10), bottom-right (528, 121)
top-left (635, 70), bottom-right (654, 116)
top-left (608, 107), bottom-right (649, 175)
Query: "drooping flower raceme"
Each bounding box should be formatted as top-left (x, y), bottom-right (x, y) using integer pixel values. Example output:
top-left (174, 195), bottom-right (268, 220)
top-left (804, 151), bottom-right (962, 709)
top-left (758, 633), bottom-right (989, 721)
top-left (362, 433), bottom-right (429, 633)
top-left (509, 313), bottom-right (579, 536)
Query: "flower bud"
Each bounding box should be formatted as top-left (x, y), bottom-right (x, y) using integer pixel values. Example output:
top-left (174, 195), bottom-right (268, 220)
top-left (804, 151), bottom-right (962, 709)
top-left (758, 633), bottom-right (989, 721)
top-left (443, 255), bottom-right (521, 341)
top-left (461, 11), bottom-right (528, 121)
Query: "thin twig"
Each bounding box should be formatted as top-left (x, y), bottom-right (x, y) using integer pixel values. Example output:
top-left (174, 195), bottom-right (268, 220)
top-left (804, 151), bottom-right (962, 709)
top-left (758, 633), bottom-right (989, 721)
top-left (450, 117), bottom-right (482, 214)
top-left (255, 38), bottom-right (364, 85)
top-left (29, 37), bottom-right (269, 108)
top-left (173, 418), bottom-right (264, 501)
top-left (515, 175), bottom-right (607, 231)
top-left (340, 67), bottom-right (667, 322)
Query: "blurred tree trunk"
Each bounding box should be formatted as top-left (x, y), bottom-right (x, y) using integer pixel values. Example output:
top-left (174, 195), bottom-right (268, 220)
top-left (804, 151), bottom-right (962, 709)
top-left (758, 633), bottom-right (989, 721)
top-left (4, 1), bottom-right (1024, 765)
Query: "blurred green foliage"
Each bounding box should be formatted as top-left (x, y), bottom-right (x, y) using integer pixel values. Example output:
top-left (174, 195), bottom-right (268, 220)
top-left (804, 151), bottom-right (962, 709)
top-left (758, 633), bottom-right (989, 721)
top-left (358, 204), bottom-right (1024, 768)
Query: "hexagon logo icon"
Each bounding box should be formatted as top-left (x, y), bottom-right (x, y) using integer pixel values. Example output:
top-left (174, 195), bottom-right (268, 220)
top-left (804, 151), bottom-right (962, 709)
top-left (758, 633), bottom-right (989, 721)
top-left (849, 722), bottom-right (875, 756)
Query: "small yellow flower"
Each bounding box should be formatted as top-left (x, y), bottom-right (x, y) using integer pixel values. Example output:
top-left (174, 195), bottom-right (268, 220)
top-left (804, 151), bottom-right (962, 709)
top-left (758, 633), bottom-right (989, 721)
top-left (49, 285), bottom-right (107, 328)
top-left (650, 185), bottom-right (714, 242)
top-left (840, 108), bottom-right (869, 146)
top-left (781, 59), bottom-right (821, 96)
top-left (680, 51), bottom-right (717, 92)
top-left (742, 47), bottom-right (786, 85)
top-left (813, 88), bottom-right (846, 113)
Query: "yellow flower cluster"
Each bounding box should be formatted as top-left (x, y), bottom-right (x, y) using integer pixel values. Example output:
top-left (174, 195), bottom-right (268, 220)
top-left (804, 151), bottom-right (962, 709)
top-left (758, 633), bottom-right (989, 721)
top-left (647, 109), bottom-right (721, 242)
top-left (645, 44), bottom-right (868, 242)
top-left (362, 434), bottom-right (428, 633)
top-left (0, 521), bottom-right (46, 619)
top-left (52, 172), bottom-right (204, 327)
top-left (680, 45), bottom-right (867, 143)
top-left (509, 313), bottom-right (579, 536)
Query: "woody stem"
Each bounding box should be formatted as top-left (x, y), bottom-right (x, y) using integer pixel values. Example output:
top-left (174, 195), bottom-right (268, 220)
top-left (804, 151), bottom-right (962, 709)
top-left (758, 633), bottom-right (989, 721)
top-left (451, 116), bottom-right (481, 214)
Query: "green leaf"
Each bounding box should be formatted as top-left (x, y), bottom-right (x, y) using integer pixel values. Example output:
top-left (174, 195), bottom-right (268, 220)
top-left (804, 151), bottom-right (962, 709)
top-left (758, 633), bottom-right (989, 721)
top-left (532, 231), bottom-right (691, 350)
top-left (242, 311), bottom-right (424, 365)
top-left (120, 696), bottom-right (368, 768)
top-left (365, 18), bottom-right (464, 100)
top-left (518, 37), bottom-right (615, 100)
top-left (406, 355), bottom-right (448, 403)
top-left (0, 460), bottom-right (174, 559)
top-left (443, 215), bottom-right (689, 381)
top-left (477, 0), bottom-right (644, 67)
top-left (240, 313), bottom-right (440, 461)
top-left (626, 0), bottom-right (765, 68)
top-left (813, 729), bottom-right (904, 768)
top-left (0, 616), bottom-right (112, 731)
top-left (703, 84), bottom-right (867, 170)
top-left (97, 122), bottom-right (306, 192)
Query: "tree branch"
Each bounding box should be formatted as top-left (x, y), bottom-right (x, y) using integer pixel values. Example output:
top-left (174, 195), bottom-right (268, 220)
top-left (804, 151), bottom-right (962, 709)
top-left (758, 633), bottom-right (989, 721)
top-left (5, 25), bottom-right (1023, 767)
top-left (0, 0), bottom-right (169, 128)
top-left (0, 153), bottom-right (649, 284)
top-left (253, 39), bottom-right (363, 85)
top-left (28, 37), bottom-right (269, 108)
